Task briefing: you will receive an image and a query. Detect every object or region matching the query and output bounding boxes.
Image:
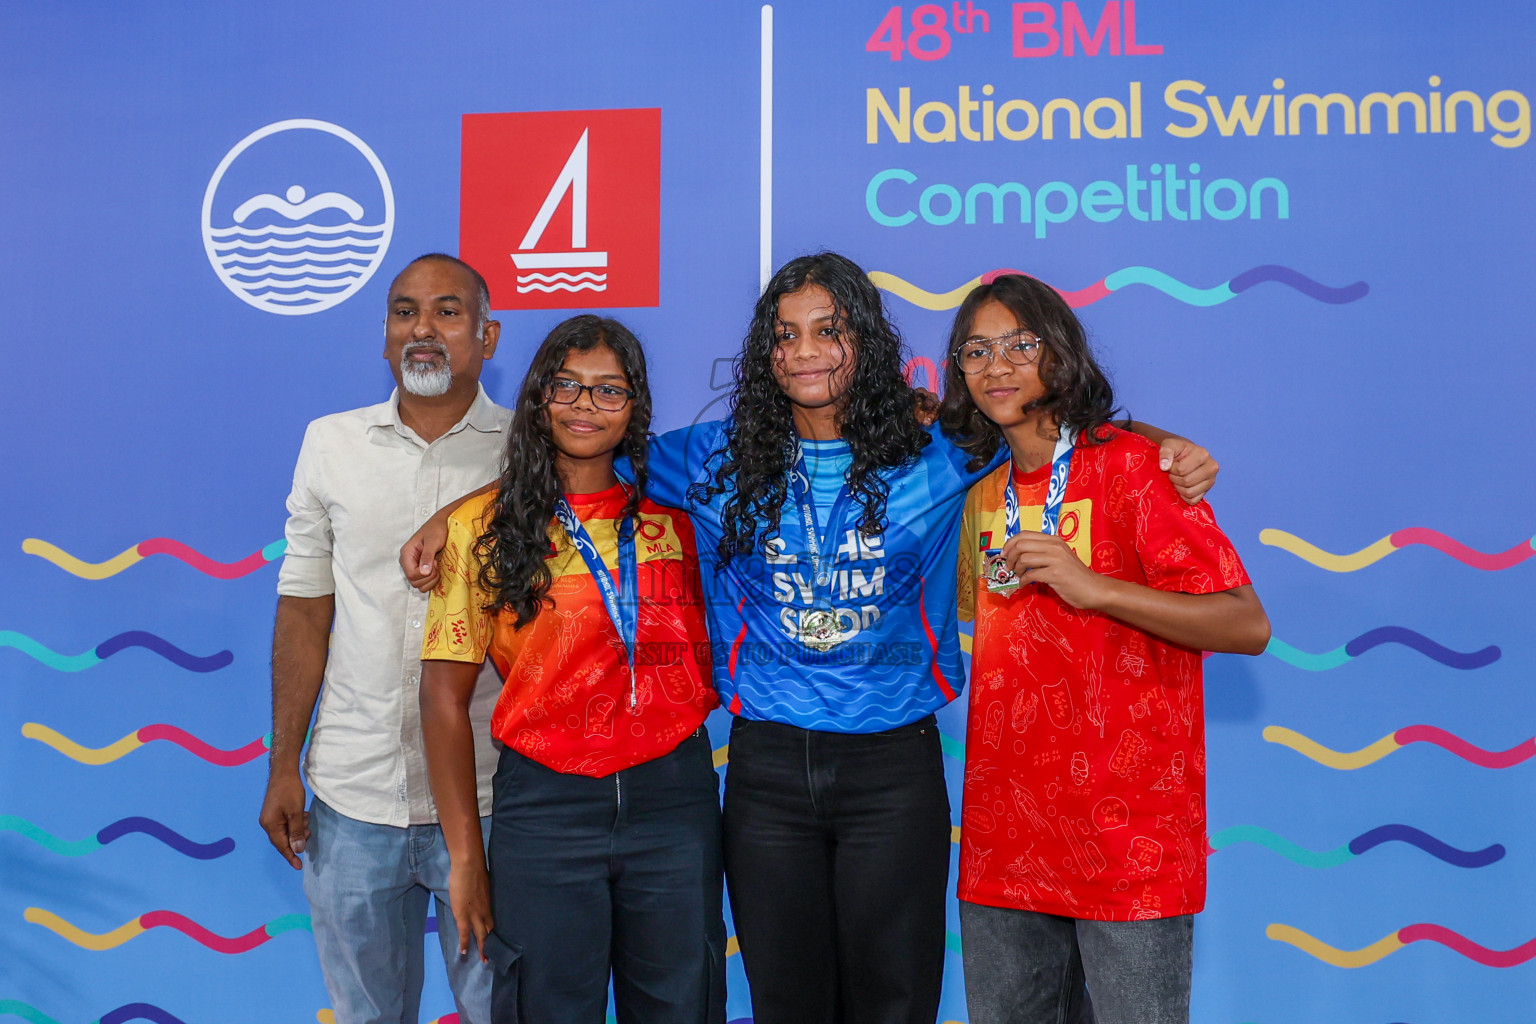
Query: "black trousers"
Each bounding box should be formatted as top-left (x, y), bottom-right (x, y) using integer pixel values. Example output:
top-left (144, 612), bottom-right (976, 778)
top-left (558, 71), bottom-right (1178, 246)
top-left (722, 715), bottom-right (952, 1024)
top-left (484, 730), bottom-right (726, 1024)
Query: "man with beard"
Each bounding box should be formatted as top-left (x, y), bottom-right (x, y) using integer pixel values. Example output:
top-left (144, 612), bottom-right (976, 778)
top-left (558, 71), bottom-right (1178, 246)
top-left (259, 254), bottom-right (506, 1024)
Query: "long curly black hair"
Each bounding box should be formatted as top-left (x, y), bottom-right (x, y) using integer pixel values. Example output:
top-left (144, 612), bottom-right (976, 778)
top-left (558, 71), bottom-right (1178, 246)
top-left (689, 251), bottom-right (930, 564)
top-left (475, 315), bottom-right (651, 627)
top-left (938, 273), bottom-right (1118, 471)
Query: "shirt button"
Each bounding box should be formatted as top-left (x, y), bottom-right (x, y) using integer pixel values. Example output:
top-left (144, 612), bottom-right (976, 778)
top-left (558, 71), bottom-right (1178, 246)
top-left (411, 620), bottom-right (421, 628)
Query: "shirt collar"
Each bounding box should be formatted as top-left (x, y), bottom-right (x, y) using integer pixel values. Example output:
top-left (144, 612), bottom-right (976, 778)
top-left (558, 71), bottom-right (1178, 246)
top-left (367, 383), bottom-right (505, 441)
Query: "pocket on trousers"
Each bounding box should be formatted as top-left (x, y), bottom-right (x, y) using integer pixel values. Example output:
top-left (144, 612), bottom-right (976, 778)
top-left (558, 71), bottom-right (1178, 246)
top-left (481, 931), bottom-right (523, 1023)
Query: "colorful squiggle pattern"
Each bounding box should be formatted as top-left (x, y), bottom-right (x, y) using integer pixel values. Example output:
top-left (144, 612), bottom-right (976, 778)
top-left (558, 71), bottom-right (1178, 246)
top-left (1264, 627), bottom-right (1499, 671)
top-left (22, 723), bottom-right (271, 766)
top-left (1268, 922), bottom-right (1536, 968)
top-left (0, 815), bottom-right (233, 859)
top-left (869, 264), bottom-right (1367, 311)
top-left (1209, 824), bottom-right (1504, 868)
top-left (0, 631), bottom-right (231, 673)
top-left (0, 1002), bottom-right (193, 1024)
top-left (1264, 725), bottom-right (1536, 770)
top-left (1261, 527), bottom-right (1536, 572)
top-left (21, 537), bottom-right (286, 581)
top-left (24, 907), bottom-right (310, 952)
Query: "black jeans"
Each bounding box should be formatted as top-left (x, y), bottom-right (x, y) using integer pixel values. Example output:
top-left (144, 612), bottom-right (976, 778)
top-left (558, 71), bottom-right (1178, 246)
top-left (722, 715), bottom-right (952, 1024)
top-left (484, 730), bottom-right (726, 1024)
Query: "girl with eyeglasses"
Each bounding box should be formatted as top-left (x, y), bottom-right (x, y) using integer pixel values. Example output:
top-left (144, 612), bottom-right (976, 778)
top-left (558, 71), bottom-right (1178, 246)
top-left (418, 315), bottom-right (724, 1024)
top-left (941, 274), bottom-right (1270, 1024)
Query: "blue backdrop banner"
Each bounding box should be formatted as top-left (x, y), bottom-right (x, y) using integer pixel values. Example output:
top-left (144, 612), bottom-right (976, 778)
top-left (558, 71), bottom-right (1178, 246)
top-left (2, 2), bottom-right (1532, 1023)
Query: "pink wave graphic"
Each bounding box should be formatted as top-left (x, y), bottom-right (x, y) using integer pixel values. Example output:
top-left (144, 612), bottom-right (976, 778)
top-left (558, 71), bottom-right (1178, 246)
top-left (1395, 726), bottom-right (1536, 769)
top-left (139, 911), bottom-right (272, 954)
top-left (1390, 528), bottom-right (1536, 571)
top-left (136, 725), bottom-right (271, 766)
top-left (1400, 924), bottom-right (1536, 967)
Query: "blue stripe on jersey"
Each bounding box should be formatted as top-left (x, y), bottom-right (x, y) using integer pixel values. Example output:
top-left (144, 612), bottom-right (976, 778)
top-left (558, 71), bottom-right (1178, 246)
top-left (644, 420), bottom-right (1002, 733)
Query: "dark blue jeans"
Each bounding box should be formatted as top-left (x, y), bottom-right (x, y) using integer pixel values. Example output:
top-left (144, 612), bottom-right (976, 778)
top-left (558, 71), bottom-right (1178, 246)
top-left (722, 715), bottom-right (952, 1024)
top-left (959, 901), bottom-right (1193, 1024)
top-left (483, 730), bottom-right (726, 1024)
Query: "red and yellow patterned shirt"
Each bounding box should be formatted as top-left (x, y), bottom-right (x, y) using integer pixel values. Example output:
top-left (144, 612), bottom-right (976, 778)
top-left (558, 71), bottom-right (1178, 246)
top-left (957, 427), bottom-right (1250, 920)
top-left (422, 484), bottom-right (716, 777)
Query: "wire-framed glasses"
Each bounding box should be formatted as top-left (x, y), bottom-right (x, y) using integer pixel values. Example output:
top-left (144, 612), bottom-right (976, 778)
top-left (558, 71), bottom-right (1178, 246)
top-left (952, 330), bottom-right (1044, 375)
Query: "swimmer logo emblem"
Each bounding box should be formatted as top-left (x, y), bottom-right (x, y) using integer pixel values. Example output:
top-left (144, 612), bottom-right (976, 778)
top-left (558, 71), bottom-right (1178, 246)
top-left (460, 108), bottom-right (661, 309)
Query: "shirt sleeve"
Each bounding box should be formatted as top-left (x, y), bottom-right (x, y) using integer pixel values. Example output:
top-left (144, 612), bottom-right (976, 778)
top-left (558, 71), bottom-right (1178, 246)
top-left (640, 421), bottom-right (724, 511)
top-left (422, 508), bottom-right (495, 664)
top-left (1120, 442), bottom-right (1252, 596)
top-left (276, 422), bottom-right (335, 598)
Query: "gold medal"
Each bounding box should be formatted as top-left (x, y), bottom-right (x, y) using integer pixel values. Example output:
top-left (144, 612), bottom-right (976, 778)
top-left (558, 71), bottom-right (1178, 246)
top-left (798, 608), bottom-right (845, 652)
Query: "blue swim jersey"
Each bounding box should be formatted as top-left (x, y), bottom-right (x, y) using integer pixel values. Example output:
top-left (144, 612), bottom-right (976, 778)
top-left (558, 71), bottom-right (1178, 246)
top-left (645, 419), bottom-right (998, 733)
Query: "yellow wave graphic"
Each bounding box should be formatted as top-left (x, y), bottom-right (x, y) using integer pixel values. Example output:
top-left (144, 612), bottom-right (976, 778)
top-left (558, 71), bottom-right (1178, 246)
top-left (24, 907), bottom-right (145, 950)
top-left (22, 723), bottom-right (143, 765)
top-left (20, 539), bottom-right (144, 580)
top-left (1258, 530), bottom-right (1397, 572)
top-left (1262, 726), bottom-right (1401, 769)
top-left (316, 1012), bottom-right (335, 1024)
top-left (867, 271), bottom-right (982, 311)
top-left (1266, 923), bottom-right (1404, 967)
top-left (712, 744), bottom-right (729, 768)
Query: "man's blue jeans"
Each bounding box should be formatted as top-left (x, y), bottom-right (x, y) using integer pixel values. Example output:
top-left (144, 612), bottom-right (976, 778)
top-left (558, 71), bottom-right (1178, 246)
top-left (960, 901), bottom-right (1193, 1024)
top-left (303, 798), bottom-right (493, 1024)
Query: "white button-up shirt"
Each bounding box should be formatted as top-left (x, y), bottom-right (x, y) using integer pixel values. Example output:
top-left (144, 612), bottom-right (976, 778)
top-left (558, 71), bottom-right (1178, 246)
top-left (277, 385), bottom-right (507, 826)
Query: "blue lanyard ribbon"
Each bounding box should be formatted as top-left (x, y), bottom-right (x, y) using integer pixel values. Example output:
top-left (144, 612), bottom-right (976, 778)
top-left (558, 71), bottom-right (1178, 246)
top-left (1005, 429), bottom-right (1077, 540)
top-left (789, 441), bottom-right (859, 592)
top-left (553, 495), bottom-right (639, 707)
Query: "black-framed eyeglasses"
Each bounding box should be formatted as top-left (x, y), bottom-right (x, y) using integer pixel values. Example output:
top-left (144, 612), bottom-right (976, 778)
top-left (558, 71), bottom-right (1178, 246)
top-left (545, 377), bottom-right (635, 411)
top-left (952, 330), bottom-right (1044, 375)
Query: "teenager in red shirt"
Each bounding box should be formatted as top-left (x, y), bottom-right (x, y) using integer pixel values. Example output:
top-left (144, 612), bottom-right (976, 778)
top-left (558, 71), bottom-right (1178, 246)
top-left (419, 316), bottom-right (722, 1024)
top-left (941, 275), bottom-right (1270, 1024)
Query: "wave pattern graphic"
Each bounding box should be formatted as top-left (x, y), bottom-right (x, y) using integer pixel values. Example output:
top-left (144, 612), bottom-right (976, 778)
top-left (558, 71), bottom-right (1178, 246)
top-left (870, 264), bottom-right (1368, 311)
top-left (1209, 824), bottom-right (1504, 868)
top-left (1264, 627), bottom-right (1499, 671)
top-left (0, 815), bottom-right (234, 859)
top-left (1267, 922), bottom-right (1536, 968)
top-left (516, 271), bottom-right (608, 294)
top-left (1264, 725), bottom-right (1536, 770)
top-left (1261, 527), bottom-right (1536, 572)
top-left (24, 907), bottom-right (311, 953)
top-left (209, 222), bottom-right (384, 310)
top-left (23, 537), bottom-right (285, 580)
top-left (0, 631), bottom-right (232, 672)
top-left (23, 723), bottom-right (271, 766)
top-left (0, 1003), bottom-right (191, 1024)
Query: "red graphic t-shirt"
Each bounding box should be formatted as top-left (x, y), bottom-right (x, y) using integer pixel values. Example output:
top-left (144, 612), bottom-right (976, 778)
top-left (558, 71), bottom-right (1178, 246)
top-left (423, 484), bottom-right (716, 777)
top-left (957, 427), bottom-right (1250, 921)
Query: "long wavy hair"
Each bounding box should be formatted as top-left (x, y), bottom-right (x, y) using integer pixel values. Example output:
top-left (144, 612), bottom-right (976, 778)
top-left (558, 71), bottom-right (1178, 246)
top-left (689, 251), bottom-right (930, 564)
top-left (476, 315), bottom-right (651, 627)
top-left (938, 273), bottom-right (1119, 471)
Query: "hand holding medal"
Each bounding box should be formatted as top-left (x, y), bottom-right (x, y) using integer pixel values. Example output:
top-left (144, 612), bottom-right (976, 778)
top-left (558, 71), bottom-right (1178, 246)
top-left (991, 429), bottom-right (1077, 600)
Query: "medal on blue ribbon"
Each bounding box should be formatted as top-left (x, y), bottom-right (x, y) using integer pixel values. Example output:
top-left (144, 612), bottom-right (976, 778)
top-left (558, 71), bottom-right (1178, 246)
top-left (553, 494), bottom-right (641, 709)
top-left (986, 428), bottom-right (1077, 596)
top-left (789, 441), bottom-right (859, 651)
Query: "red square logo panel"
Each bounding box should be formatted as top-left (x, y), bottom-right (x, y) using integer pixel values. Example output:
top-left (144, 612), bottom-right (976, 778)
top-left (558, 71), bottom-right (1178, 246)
top-left (461, 108), bottom-right (660, 310)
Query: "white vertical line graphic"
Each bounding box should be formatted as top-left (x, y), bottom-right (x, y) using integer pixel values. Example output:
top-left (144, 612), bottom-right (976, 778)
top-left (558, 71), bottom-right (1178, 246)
top-left (760, 4), bottom-right (774, 291)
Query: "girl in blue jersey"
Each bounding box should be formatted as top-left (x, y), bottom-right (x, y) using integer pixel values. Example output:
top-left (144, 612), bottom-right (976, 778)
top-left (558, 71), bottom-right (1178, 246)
top-left (402, 253), bottom-right (1216, 1024)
